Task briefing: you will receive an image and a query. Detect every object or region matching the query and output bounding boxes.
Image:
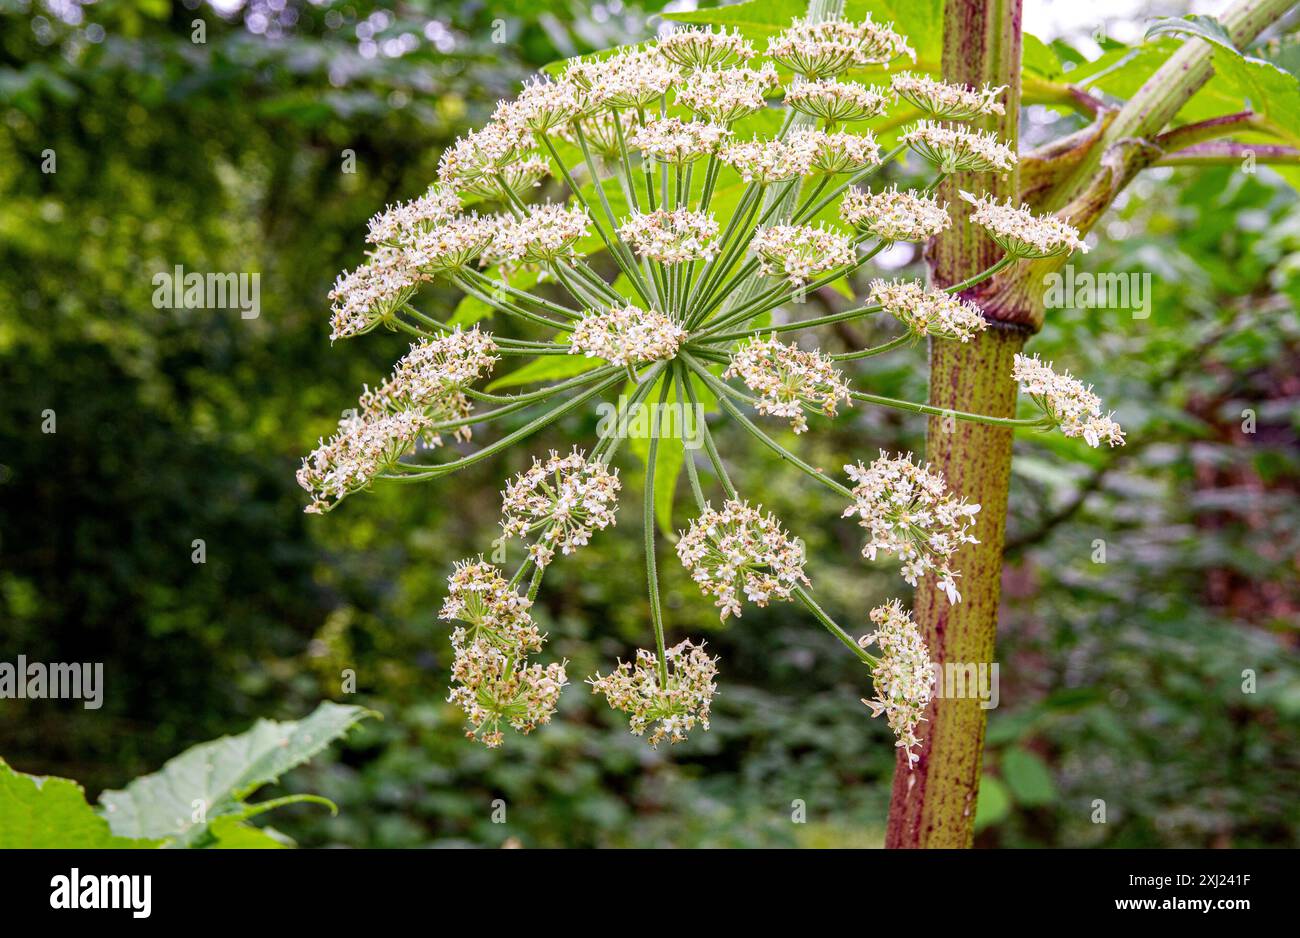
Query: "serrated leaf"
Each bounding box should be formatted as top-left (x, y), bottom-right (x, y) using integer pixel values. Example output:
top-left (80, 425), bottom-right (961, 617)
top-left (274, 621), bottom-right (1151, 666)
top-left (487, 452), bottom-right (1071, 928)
top-left (0, 758), bottom-right (161, 848)
top-left (1145, 14), bottom-right (1238, 53)
top-left (1000, 747), bottom-right (1058, 807)
top-left (97, 701), bottom-right (374, 846)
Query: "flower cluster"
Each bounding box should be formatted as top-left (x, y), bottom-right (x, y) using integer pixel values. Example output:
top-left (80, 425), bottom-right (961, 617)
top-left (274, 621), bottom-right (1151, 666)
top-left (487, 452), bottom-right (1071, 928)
top-left (297, 410), bottom-right (431, 515)
top-left (570, 305), bottom-right (687, 367)
top-left (843, 452), bottom-right (981, 604)
top-left (720, 135), bottom-right (817, 183)
top-left (309, 12), bottom-right (1126, 759)
top-left (676, 500), bottom-right (811, 619)
top-left (859, 600), bottom-right (934, 767)
top-left (628, 117), bottom-right (732, 165)
top-left (620, 208), bottom-right (720, 264)
top-left (500, 449), bottom-right (621, 567)
top-left (960, 190), bottom-right (1088, 258)
top-left (752, 223), bottom-right (856, 287)
top-left (785, 78), bottom-right (892, 124)
top-left (484, 203), bottom-right (590, 266)
top-left (840, 185), bottom-right (951, 242)
top-left (657, 26), bottom-right (755, 70)
top-left (1012, 354), bottom-right (1126, 447)
top-left (677, 63), bottom-right (779, 123)
top-left (441, 560), bottom-right (565, 748)
top-left (588, 641), bottom-right (718, 746)
top-left (725, 335), bottom-right (852, 432)
top-left (869, 278), bottom-right (989, 342)
top-left (903, 121), bottom-right (1018, 173)
top-left (767, 15), bottom-right (914, 78)
top-left (891, 73), bottom-right (1006, 119)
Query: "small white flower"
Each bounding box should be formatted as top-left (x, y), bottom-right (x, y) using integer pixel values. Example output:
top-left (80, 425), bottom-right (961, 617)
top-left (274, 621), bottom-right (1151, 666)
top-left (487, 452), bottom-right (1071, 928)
top-left (869, 278), bottom-right (988, 342)
top-left (676, 64), bottom-right (779, 123)
top-left (449, 637), bottom-right (567, 748)
top-left (569, 306), bottom-right (687, 366)
top-left (677, 499), bottom-right (810, 619)
top-left (840, 185), bottom-right (951, 243)
top-left (842, 451), bottom-right (981, 603)
top-left (902, 121), bottom-right (1017, 173)
top-left (1012, 353), bottom-right (1125, 447)
top-left (768, 15), bottom-right (914, 79)
top-left (367, 186), bottom-right (462, 246)
top-left (752, 223), bottom-right (857, 287)
top-left (328, 247), bottom-right (424, 341)
top-left (891, 72), bottom-right (1006, 120)
top-left (297, 409), bottom-right (431, 514)
top-left (589, 640), bottom-right (718, 747)
top-left (859, 600), bottom-right (933, 768)
top-left (500, 449), bottom-right (621, 564)
top-left (440, 558), bottom-right (542, 654)
top-left (619, 208), bottom-right (720, 264)
top-left (720, 135), bottom-right (819, 184)
top-left (481, 203), bottom-right (591, 266)
top-left (724, 335), bottom-right (852, 433)
top-left (657, 26), bottom-right (755, 70)
top-left (785, 79), bottom-right (892, 124)
top-left (627, 116), bottom-right (732, 165)
top-left (961, 190), bottom-right (1088, 259)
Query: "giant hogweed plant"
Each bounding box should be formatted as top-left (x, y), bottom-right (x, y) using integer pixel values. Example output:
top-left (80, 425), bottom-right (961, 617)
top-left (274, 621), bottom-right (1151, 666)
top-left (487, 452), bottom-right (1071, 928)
top-left (299, 13), bottom-right (1119, 764)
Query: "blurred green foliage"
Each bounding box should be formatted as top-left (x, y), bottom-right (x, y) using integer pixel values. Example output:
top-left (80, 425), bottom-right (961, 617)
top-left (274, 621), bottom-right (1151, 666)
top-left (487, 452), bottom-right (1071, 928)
top-left (0, 0), bottom-right (1296, 848)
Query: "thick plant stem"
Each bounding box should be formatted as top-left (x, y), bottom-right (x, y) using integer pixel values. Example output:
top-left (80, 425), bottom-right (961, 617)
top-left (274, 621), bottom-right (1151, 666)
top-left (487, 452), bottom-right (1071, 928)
top-left (886, 0), bottom-right (1025, 850)
top-left (885, 326), bottom-right (1025, 848)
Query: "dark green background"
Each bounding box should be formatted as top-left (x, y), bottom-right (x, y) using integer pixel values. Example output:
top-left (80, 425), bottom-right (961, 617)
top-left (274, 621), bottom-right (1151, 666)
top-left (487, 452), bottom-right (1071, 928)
top-left (0, 0), bottom-right (1296, 847)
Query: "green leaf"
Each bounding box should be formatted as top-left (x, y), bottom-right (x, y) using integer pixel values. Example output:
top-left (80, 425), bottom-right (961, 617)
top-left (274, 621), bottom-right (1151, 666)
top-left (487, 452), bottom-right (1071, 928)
top-left (973, 774), bottom-right (1011, 831)
top-left (97, 701), bottom-right (375, 846)
top-left (0, 758), bottom-right (161, 848)
top-left (1022, 33), bottom-right (1063, 80)
top-left (207, 817), bottom-right (292, 849)
top-left (1210, 49), bottom-right (1300, 147)
top-left (1001, 747), bottom-right (1058, 807)
top-left (486, 352), bottom-right (597, 391)
top-left (1145, 15), bottom-right (1238, 53)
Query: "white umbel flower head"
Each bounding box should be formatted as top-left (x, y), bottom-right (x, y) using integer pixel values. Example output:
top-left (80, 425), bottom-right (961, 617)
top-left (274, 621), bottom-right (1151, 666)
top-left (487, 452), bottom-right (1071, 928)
top-left (1012, 353), bottom-right (1125, 447)
top-left (768, 15), bottom-right (914, 78)
top-left (627, 116), bottom-right (732, 165)
top-left (569, 306), bottom-right (687, 367)
top-left (785, 79), bottom-right (892, 124)
top-left (589, 640), bottom-right (719, 747)
top-left (567, 49), bottom-right (680, 110)
top-left (500, 449), bottom-right (621, 567)
top-left (840, 185), bottom-right (951, 243)
top-left (440, 558), bottom-right (542, 654)
top-left (676, 64), bottom-right (779, 123)
top-left (724, 335), bottom-right (852, 433)
top-left (495, 76), bottom-right (583, 132)
top-left (891, 73), bottom-right (1006, 120)
top-left (619, 208), bottom-right (720, 264)
top-left (720, 135), bottom-right (820, 184)
top-left (328, 247), bottom-right (423, 340)
top-left (437, 120), bottom-right (535, 192)
top-left (790, 128), bottom-right (882, 175)
top-left (677, 499), bottom-right (811, 619)
top-left (449, 638), bottom-right (567, 748)
top-left (752, 223), bottom-right (856, 287)
top-left (297, 409), bottom-right (431, 514)
top-left (960, 190), bottom-right (1088, 259)
top-left (482, 203), bottom-right (591, 266)
top-left (657, 26), bottom-right (755, 70)
top-left (358, 327), bottom-right (499, 443)
top-left (367, 186), bottom-right (462, 246)
top-left (404, 214), bottom-right (495, 274)
top-left (842, 451), bottom-right (981, 604)
top-left (902, 121), bottom-right (1017, 173)
top-left (869, 278), bottom-right (989, 342)
top-left (859, 600), bottom-right (933, 767)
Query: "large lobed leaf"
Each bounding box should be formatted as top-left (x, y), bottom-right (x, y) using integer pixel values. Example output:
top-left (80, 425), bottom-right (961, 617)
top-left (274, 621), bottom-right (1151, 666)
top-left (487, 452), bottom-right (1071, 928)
top-left (0, 758), bottom-right (160, 849)
top-left (97, 701), bottom-right (374, 846)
